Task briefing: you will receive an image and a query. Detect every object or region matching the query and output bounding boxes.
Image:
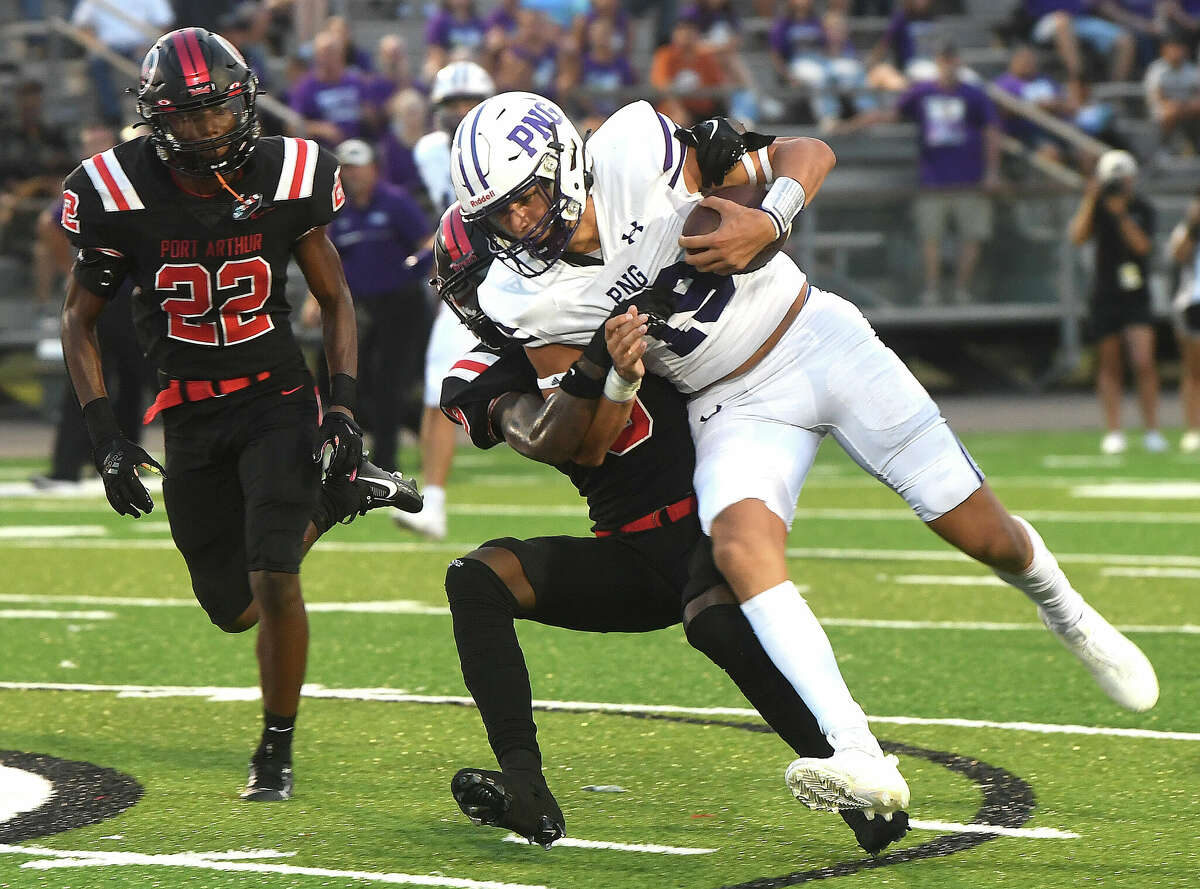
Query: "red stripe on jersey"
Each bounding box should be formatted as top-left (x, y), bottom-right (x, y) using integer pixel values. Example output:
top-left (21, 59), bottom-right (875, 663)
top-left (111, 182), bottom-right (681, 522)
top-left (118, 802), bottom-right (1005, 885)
top-left (442, 211), bottom-right (464, 263)
top-left (288, 138), bottom-right (309, 200)
top-left (451, 359), bottom-right (490, 374)
top-left (452, 406), bottom-right (470, 436)
top-left (91, 153), bottom-right (129, 211)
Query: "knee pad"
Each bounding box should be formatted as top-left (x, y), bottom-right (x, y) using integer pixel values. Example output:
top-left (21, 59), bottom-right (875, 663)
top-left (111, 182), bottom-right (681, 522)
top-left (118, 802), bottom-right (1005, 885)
top-left (445, 556), bottom-right (520, 616)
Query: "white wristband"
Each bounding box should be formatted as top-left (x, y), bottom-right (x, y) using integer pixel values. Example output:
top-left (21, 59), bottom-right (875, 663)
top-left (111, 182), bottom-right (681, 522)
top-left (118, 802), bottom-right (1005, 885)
top-left (603, 367), bottom-right (641, 403)
top-left (760, 176), bottom-right (806, 240)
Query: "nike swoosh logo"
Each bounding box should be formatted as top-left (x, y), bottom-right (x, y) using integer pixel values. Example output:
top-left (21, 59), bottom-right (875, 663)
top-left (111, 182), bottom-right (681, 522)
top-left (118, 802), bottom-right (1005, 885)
top-left (281, 386), bottom-right (303, 396)
top-left (699, 405), bottom-right (723, 422)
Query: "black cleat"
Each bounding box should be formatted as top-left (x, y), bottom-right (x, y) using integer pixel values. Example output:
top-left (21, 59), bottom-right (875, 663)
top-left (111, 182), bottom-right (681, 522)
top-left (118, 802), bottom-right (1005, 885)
top-left (840, 808), bottom-right (910, 856)
top-left (328, 457), bottom-right (423, 525)
top-left (451, 768), bottom-right (566, 848)
top-left (241, 743), bottom-right (293, 801)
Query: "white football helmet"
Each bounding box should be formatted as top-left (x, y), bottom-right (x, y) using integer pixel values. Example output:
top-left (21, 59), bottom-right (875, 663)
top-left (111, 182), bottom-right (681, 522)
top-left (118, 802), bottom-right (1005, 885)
top-left (430, 60), bottom-right (495, 107)
top-left (450, 91), bottom-right (591, 278)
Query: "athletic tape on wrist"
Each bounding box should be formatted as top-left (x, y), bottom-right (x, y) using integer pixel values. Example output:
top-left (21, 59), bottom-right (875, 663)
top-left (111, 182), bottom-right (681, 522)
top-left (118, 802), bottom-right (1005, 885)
top-left (760, 176), bottom-right (805, 240)
top-left (756, 147), bottom-right (773, 183)
top-left (603, 368), bottom-right (641, 403)
top-left (739, 153), bottom-right (757, 184)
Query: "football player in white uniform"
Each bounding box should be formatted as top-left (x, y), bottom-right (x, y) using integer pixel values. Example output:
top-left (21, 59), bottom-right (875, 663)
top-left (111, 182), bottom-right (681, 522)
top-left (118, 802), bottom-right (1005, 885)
top-left (450, 92), bottom-right (1160, 820)
top-left (395, 60), bottom-right (496, 539)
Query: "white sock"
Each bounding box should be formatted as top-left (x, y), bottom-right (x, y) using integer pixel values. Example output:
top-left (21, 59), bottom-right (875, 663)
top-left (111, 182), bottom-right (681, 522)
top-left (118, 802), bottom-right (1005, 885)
top-left (994, 516), bottom-right (1085, 631)
top-left (423, 485), bottom-right (446, 516)
top-left (740, 581), bottom-right (882, 757)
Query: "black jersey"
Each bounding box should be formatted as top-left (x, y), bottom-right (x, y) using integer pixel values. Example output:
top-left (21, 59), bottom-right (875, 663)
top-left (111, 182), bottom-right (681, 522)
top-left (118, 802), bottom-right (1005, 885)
top-left (441, 346), bottom-right (696, 533)
top-left (61, 135), bottom-right (344, 380)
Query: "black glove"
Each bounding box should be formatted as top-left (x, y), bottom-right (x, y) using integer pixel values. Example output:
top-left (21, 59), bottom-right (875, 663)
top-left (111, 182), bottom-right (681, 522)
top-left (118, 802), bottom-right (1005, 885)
top-left (674, 118), bottom-right (775, 191)
top-left (93, 438), bottom-right (165, 518)
top-left (316, 409), bottom-right (364, 479)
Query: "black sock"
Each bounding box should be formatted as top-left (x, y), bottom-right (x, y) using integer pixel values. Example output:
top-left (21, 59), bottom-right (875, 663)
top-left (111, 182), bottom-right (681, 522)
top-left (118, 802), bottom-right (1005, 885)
top-left (445, 557), bottom-right (543, 773)
top-left (685, 603), bottom-right (832, 759)
top-left (310, 479), bottom-right (361, 534)
top-left (260, 709), bottom-right (296, 759)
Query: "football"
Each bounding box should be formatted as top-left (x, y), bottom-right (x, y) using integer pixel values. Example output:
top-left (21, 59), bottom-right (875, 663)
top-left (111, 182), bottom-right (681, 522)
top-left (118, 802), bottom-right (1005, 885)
top-left (682, 182), bottom-right (789, 273)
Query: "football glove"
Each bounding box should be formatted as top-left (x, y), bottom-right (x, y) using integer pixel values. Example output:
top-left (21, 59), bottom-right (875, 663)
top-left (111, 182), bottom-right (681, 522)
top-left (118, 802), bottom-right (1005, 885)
top-left (93, 438), bottom-right (164, 518)
top-left (674, 118), bottom-right (775, 191)
top-left (316, 410), bottom-right (364, 480)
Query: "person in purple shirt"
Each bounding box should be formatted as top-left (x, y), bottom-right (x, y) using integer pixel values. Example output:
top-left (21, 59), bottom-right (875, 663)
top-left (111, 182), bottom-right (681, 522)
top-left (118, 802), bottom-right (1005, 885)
top-left (994, 44), bottom-right (1077, 163)
top-left (1027, 0), bottom-right (1135, 81)
top-left (365, 34), bottom-right (413, 110)
top-left (571, 0), bottom-right (633, 61)
top-left (837, 43), bottom-right (1001, 304)
top-left (328, 139), bottom-right (432, 471)
top-left (290, 30), bottom-right (373, 145)
top-left (866, 0), bottom-right (939, 90)
top-left (424, 0), bottom-right (487, 79)
top-left (567, 15), bottom-right (638, 117)
top-left (377, 88), bottom-right (428, 200)
top-left (768, 0), bottom-right (826, 86)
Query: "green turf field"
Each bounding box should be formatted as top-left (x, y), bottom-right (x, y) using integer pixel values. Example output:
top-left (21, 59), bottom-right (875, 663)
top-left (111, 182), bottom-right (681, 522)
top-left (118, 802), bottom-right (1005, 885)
top-left (1, 430), bottom-right (1197, 889)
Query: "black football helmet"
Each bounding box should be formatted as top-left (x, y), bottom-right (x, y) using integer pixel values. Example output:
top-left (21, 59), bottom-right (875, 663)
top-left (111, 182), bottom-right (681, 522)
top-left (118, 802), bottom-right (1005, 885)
top-left (136, 28), bottom-right (260, 177)
top-left (432, 203), bottom-right (508, 349)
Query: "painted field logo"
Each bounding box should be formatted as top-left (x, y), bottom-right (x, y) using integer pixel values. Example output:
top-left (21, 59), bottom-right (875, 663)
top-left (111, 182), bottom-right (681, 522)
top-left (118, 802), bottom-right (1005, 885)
top-left (0, 751), bottom-right (142, 843)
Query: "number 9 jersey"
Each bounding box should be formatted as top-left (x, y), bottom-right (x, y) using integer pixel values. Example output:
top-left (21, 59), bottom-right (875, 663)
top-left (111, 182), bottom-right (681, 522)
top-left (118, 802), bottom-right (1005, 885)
top-left (61, 134), bottom-right (344, 380)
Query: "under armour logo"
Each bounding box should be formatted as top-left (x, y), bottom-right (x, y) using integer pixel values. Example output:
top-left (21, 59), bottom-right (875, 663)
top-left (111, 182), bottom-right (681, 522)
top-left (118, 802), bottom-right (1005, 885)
top-left (621, 220), bottom-right (644, 244)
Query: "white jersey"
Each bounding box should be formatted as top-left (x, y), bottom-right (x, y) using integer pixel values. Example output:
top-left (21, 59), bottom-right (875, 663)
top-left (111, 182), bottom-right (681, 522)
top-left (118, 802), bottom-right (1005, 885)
top-left (477, 101), bottom-right (807, 393)
top-left (414, 130), bottom-right (456, 211)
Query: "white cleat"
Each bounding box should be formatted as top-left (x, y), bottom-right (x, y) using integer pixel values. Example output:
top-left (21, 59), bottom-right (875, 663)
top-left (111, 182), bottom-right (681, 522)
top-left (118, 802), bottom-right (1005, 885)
top-left (1181, 430), bottom-right (1200, 454)
top-left (1100, 431), bottom-right (1127, 455)
top-left (785, 751), bottom-right (910, 818)
top-left (392, 505), bottom-right (446, 541)
top-left (1041, 603), bottom-right (1159, 712)
top-left (1142, 430), bottom-right (1169, 453)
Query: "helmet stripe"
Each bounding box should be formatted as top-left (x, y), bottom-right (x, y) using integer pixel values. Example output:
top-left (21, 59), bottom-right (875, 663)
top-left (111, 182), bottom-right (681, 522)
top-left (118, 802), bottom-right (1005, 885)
top-left (173, 29), bottom-right (210, 88)
top-left (467, 105), bottom-right (489, 188)
top-left (441, 211), bottom-right (464, 263)
top-left (448, 208), bottom-right (473, 262)
top-left (454, 112), bottom-right (476, 196)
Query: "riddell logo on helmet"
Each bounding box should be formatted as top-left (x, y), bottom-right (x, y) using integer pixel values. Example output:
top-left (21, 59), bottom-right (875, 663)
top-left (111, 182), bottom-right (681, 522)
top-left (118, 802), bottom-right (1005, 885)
top-left (468, 190), bottom-right (496, 207)
top-left (187, 83), bottom-right (216, 96)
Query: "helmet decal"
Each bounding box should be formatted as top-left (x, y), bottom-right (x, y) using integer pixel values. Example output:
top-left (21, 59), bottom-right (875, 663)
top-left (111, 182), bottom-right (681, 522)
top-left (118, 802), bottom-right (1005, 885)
top-left (505, 101), bottom-right (564, 158)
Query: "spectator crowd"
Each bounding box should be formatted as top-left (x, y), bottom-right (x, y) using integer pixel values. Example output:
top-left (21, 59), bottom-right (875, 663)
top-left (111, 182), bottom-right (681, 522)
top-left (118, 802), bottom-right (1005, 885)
top-left (4, 0), bottom-right (1200, 470)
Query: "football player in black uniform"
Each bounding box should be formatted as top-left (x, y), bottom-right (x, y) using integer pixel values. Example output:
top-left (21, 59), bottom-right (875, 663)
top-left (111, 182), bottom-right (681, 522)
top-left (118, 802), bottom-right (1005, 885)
top-left (433, 205), bottom-right (911, 856)
top-left (57, 28), bottom-right (421, 801)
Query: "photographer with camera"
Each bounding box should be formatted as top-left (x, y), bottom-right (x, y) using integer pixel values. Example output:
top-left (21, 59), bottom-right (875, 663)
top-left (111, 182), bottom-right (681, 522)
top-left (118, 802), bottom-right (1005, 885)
top-left (1069, 149), bottom-right (1165, 455)
top-left (1168, 191), bottom-right (1200, 453)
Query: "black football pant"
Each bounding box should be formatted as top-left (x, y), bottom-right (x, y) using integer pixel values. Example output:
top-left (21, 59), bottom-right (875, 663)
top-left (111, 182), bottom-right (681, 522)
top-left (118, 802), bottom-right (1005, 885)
top-left (49, 286), bottom-right (152, 481)
top-left (444, 517), bottom-right (830, 777)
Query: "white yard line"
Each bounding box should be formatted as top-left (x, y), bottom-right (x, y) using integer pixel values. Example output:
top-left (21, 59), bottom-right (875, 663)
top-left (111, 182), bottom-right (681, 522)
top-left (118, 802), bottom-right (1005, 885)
top-left (2, 536), bottom-right (1199, 572)
top-left (0, 594), bottom-right (449, 616)
top-left (1101, 567), bottom-right (1200, 579)
top-left (0, 681), bottom-right (1196, 742)
top-left (0, 610), bottom-right (114, 620)
top-left (0, 845), bottom-right (550, 888)
top-left (502, 836), bottom-right (715, 855)
top-left (0, 525), bottom-right (108, 539)
top-left (907, 820), bottom-right (1079, 839)
top-left (3, 593), bottom-right (1195, 633)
